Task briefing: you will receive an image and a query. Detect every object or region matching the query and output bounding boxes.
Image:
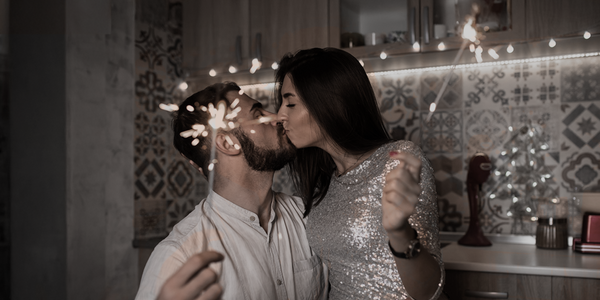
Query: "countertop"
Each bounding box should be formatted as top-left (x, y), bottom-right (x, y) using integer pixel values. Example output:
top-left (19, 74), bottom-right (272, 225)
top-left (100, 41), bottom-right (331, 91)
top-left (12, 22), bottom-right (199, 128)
top-left (441, 242), bottom-right (600, 279)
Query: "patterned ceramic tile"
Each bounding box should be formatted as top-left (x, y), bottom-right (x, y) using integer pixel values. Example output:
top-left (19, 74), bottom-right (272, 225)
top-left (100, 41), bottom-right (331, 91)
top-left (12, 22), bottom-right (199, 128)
top-left (166, 197), bottom-right (201, 231)
top-left (510, 105), bottom-right (561, 151)
top-left (428, 154), bottom-right (466, 232)
top-left (463, 65), bottom-right (511, 109)
top-left (464, 109), bottom-right (510, 157)
top-left (135, 199), bottom-right (167, 238)
top-left (560, 102), bottom-right (600, 150)
top-left (420, 110), bottom-right (462, 154)
top-left (135, 158), bottom-right (168, 199)
top-left (560, 151), bottom-right (600, 193)
top-left (420, 70), bottom-right (462, 111)
top-left (561, 56), bottom-right (600, 102)
top-left (167, 159), bottom-right (194, 198)
top-left (372, 74), bottom-right (422, 143)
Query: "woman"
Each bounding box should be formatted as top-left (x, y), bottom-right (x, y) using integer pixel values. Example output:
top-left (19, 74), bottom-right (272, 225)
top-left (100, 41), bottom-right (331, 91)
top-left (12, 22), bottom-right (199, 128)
top-left (276, 48), bottom-right (445, 300)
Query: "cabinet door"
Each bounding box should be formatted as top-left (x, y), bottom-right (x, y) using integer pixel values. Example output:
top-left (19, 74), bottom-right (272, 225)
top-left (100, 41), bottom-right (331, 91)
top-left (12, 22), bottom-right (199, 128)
top-left (445, 270), bottom-right (517, 300)
top-left (552, 277), bottom-right (600, 299)
top-left (526, 0), bottom-right (600, 41)
top-left (249, 0), bottom-right (329, 66)
top-left (183, 0), bottom-right (250, 75)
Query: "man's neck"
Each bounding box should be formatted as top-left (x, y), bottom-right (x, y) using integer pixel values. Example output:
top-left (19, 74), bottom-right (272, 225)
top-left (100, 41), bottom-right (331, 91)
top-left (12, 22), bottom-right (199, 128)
top-left (213, 168), bottom-right (275, 232)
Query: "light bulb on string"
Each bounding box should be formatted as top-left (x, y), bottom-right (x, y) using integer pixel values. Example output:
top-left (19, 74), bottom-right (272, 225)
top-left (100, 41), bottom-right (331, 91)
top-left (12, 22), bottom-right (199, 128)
top-left (271, 62), bottom-right (279, 70)
top-left (584, 31), bottom-right (592, 39)
top-left (229, 65), bottom-right (237, 74)
top-left (209, 69), bottom-right (217, 77)
top-left (549, 38), bottom-right (556, 48)
top-left (178, 81), bottom-right (188, 91)
top-left (507, 44), bottom-right (514, 53)
top-left (380, 52), bottom-right (387, 60)
top-left (412, 42), bottom-right (420, 51)
top-left (438, 42), bottom-right (446, 51)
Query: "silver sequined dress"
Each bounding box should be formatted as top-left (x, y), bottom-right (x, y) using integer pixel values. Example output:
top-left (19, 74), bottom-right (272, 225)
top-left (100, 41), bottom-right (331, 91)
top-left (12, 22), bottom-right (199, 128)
top-left (306, 141), bottom-right (445, 299)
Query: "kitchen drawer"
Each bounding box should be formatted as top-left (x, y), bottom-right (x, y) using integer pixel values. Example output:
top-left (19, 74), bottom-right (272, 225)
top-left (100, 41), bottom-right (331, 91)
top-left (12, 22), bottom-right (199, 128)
top-left (444, 270), bottom-right (551, 300)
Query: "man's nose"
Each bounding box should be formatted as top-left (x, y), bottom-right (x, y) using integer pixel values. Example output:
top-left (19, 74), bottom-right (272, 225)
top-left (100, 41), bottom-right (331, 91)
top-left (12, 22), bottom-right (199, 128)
top-left (262, 110), bottom-right (279, 126)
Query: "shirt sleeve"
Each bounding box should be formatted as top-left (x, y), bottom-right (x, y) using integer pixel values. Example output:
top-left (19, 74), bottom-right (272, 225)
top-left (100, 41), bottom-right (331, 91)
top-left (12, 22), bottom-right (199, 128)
top-left (135, 242), bottom-right (187, 300)
top-left (401, 141), bottom-right (446, 300)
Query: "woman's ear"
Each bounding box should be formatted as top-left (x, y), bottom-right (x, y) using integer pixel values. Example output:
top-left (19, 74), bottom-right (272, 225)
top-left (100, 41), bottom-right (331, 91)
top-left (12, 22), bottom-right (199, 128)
top-left (214, 132), bottom-right (242, 156)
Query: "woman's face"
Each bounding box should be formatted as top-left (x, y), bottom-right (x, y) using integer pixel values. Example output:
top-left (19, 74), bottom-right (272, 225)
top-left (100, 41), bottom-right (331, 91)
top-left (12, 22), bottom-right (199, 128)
top-left (277, 75), bottom-right (324, 149)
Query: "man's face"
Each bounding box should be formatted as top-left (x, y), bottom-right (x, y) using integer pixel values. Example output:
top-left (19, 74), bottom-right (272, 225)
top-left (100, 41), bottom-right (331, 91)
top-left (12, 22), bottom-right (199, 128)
top-left (226, 91), bottom-right (296, 171)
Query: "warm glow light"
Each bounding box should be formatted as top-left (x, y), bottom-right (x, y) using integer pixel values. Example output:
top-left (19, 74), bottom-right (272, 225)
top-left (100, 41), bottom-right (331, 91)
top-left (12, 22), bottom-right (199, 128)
top-left (429, 102), bottom-right (436, 112)
top-left (462, 18), bottom-right (477, 42)
top-left (186, 105), bottom-right (194, 112)
top-left (412, 42), bottom-right (420, 50)
top-left (549, 38), bottom-right (556, 48)
top-left (209, 69), bottom-right (217, 77)
top-left (250, 58), bottom-right (262, 74)
top-left (271, 62), bottom-right (279, 70)
top-left (229, 65), bottom-right (238, 74)
top-left (507, 44), bottom-right (514, 53)
top-left (584, 31), bottom-right (592, 39)
top-left (488, 49), bottom-right (499, 59)
top-left (438, 42), bottom-right (446, 51)
top-left (178, 81), bottom-right (188, 91)
top-left (380, 52), bottom-right (387, 60)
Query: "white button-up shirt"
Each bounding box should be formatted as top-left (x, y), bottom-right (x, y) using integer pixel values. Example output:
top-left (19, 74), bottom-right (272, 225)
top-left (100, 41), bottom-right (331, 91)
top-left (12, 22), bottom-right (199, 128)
top-left (135, 191), bottom-right (328, 300)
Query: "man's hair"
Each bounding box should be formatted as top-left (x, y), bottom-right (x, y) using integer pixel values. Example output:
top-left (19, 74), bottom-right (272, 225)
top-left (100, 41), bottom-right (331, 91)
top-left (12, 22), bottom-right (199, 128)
top-left (275, 48), bottom-right (392, 216)
top-left (172, 82), bottom-right (241, 177)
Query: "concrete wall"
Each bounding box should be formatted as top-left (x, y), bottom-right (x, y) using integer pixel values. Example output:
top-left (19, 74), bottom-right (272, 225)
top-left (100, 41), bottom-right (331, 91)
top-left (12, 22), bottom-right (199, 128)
top-left (10, 0), bottom-right (137, 299)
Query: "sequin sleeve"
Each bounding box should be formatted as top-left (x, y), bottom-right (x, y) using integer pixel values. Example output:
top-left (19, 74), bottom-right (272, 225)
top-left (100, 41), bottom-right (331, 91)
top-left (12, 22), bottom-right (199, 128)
top-left (393, 141), bottom-right (445, 300)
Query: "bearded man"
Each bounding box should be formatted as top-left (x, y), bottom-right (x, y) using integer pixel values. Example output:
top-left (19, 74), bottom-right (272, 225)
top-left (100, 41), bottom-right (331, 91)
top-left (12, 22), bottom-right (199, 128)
top-left (135, 82), bottom-right (327, 300)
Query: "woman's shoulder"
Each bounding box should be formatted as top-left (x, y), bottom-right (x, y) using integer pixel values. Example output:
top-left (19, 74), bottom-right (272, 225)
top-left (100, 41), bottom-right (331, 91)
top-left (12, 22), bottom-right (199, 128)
top-left (382, 140), bottom-right (425, 158)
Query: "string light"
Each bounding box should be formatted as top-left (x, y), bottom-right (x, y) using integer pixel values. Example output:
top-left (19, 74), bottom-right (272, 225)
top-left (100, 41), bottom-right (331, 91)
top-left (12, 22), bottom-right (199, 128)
top-left (178, 81), bottom-right (188, 91)
top-left (380, 52), bottom-right (387, 60)
top-left (506, 44), bottom-right (514, 53)
top-left (412, 42), bottom-right (420, 51)
top-left (209, 69), bottom-right (217, 77)
top-left (271, 62), bottom-right (279, 70)
top-left (549, 38), bottom-right (557, 48)
top-left (438, 42), bottom-right (446, 51)
top-left (584, 31), bottom-right (591, 39)
top-left (228, 65), bottom-right (237, 74)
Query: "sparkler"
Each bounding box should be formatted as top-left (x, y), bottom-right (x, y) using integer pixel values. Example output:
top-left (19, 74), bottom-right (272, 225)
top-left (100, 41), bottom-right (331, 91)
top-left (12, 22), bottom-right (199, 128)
top-left (161, 89), bottom-right (275, 193)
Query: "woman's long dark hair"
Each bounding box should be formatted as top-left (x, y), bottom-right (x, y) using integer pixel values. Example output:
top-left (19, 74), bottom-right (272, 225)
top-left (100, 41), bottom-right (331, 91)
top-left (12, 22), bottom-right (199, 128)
top-left (276, 48), bottom-right (392, 216)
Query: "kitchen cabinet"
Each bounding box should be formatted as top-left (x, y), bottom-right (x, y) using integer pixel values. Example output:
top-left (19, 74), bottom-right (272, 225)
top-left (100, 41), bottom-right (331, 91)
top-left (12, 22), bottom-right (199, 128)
top-left (445, 270), bottom-right (600, 300)
top-left (525, 0), bottom-right (600, 41)
top-left (332, 0), bottom-right (526, 58)
top-left (183, 0), bottom-right (329, 78)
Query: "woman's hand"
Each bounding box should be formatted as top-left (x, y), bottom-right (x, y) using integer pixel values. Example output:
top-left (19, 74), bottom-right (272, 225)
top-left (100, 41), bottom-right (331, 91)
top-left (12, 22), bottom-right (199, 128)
top-left (157, 251), bottom-right (224, 300)
top-left (381, 151), bottom-right (422, 241)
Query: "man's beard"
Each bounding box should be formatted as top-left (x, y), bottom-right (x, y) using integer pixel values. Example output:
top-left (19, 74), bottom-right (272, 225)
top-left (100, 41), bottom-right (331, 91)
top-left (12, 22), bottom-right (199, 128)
top-left (232, 124), bottom-right (296, 172)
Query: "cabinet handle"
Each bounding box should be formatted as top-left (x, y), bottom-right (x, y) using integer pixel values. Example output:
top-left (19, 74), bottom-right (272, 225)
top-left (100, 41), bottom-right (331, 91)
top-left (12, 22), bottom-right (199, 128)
top-left (464, 291), bottom-right (508, 299)
top-left (235, 35), bottom-right (242, 66)
top-left (422, 5), bottom-right (430, 45)
top-left (255, 33), bottom-right (262, 62)
top-left (409, 7), bottom-right (416, 45)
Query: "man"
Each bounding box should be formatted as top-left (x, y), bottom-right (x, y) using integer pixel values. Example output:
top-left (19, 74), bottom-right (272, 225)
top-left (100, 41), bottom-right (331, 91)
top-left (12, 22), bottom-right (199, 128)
top-left (135, 82), bottom-right (328, 300)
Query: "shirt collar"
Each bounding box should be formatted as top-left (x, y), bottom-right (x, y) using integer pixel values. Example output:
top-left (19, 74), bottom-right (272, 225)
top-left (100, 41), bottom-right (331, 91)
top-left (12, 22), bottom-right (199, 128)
top-left (206, 190), bottom-right (277, 226)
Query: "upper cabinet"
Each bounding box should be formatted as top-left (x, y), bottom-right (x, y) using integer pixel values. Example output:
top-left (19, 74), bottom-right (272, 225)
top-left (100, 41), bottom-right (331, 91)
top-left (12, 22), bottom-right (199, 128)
top-left (333, 0), bottom-right (526, 57)
top-left (183, 0), bottom-right (329, 78)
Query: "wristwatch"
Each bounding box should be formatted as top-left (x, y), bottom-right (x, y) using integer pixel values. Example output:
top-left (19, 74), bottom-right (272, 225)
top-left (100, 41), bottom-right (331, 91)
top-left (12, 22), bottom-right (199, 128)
top-left (388, 229), bottom-right (421, 259)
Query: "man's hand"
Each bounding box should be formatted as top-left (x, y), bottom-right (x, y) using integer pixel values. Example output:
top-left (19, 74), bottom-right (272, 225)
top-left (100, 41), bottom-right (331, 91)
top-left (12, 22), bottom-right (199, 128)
top-left (381, 151), bottom-right (422, 241)
top-left (157, 251), bottom-right (224, 300)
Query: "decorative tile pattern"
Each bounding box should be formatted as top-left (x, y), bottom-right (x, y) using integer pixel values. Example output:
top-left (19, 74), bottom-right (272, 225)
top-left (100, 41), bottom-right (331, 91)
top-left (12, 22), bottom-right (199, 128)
top-left (561, 103), bottom-right (600, 149)
top-left (135, 200), bottom-right (167, 238)
top-left (561, 151), bottom-right (600, 193)
top-left (167, 159), bottom-right (194, 198)
top-left (465, 109), bottom-right (509, 156)
top-left (420, 110), bottom-right (463, 154)
top-left (237, 56), bottom-right (600, 236)
top-left (561, 56), bottom-right (600, 102)
top-left (420, 70), bottom-right (462, 110)
top-left (371, 74), bottom-right (421, 143)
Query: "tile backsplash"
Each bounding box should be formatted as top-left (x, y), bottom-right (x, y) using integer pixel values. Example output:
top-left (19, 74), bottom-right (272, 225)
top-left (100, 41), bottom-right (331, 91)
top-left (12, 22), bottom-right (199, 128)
top-left (243, 55), bottom-right (600, 237)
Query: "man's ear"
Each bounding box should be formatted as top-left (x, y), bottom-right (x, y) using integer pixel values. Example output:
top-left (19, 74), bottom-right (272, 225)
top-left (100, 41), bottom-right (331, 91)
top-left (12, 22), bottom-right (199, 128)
top-left (214, 132), bottom-right (242, 156)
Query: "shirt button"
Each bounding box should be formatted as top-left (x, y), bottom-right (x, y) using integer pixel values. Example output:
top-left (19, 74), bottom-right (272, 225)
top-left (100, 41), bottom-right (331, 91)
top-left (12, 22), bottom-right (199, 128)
top-left (250, 216), bottom-right (256, 221)
top-left (276, 279), bottom-right (282, 285)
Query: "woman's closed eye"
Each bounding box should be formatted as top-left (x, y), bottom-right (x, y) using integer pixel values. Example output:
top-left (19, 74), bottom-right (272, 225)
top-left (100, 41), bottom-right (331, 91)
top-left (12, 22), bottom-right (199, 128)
top-left (286, 104), bottom-right (296, 108)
